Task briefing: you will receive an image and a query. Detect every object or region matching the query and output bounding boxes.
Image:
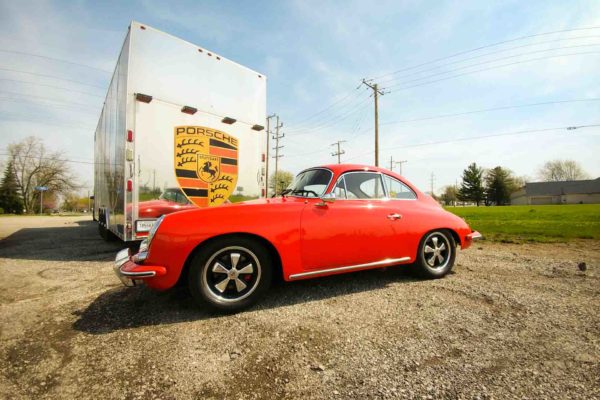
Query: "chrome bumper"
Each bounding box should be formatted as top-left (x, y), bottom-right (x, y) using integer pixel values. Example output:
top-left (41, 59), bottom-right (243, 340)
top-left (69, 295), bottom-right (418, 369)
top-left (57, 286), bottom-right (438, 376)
top-left (114, 248), bottom-right (156, 287)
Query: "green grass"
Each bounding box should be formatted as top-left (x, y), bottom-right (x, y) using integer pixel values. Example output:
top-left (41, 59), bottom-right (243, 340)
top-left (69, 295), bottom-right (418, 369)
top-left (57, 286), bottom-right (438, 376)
top-left (445, 204), bottom-right (600, 243)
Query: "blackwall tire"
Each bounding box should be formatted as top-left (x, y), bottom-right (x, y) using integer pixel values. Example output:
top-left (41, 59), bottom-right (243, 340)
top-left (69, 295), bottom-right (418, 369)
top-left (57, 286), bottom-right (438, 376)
top-left (188, 237), bottom-right (273, 312)
top-left (414, 230), bottom-right (456, 279)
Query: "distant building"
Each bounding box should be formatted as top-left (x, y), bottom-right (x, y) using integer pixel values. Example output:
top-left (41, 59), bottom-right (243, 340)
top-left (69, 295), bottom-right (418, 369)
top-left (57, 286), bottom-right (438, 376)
top-left (511, 178), bottom-right (600, 205)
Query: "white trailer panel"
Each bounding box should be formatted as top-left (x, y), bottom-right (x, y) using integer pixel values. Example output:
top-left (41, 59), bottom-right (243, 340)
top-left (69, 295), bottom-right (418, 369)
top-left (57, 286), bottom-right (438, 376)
top-left (94, 21), bottom-right (267, 241)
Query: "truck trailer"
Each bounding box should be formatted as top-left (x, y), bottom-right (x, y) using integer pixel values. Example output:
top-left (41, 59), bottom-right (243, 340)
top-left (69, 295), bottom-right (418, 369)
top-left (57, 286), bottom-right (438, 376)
top-left (94, 21), bottom-right (267, 241)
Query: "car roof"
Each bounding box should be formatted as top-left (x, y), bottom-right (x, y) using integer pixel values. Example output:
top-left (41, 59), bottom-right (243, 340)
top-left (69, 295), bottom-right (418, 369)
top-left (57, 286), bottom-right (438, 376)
top-left (305, 164), bottom-right (395, 175)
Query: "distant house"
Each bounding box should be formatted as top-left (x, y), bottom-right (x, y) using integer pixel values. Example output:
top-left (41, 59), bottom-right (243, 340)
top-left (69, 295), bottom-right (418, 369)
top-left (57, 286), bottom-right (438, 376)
top-left (511, 178), bottom-right (600, 205)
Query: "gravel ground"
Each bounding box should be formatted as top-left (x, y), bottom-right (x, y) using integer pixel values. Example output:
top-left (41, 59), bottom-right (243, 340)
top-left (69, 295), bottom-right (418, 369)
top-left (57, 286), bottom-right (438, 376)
top-left (0, 215), bottom-right (598, 400)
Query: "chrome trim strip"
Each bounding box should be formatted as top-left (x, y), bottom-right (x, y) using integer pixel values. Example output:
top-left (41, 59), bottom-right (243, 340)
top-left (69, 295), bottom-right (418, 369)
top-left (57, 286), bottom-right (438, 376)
top-left (289, 256), bottom-right (411, 280)
top-left (120, 269), bottom-right (156, 278)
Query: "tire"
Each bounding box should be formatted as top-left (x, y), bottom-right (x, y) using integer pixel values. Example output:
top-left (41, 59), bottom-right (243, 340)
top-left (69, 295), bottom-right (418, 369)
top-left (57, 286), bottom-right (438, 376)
top-left (414, 230), bottom-right (456, 279)
top-left (98, 222), bottom-right (117, 241)
top-left (188, 237), bottom-right (273, 312)
top-left (98, 222), bottom-right (109, 241)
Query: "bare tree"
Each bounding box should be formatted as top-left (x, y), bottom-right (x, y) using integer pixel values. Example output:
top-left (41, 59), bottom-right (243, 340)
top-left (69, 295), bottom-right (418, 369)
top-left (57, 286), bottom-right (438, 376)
top-left (8, 136), bottom-right (78, 213)
top-left (269, 170), bottom-right (294, 196)
top-left (537, 160), bottom-right (590, 182)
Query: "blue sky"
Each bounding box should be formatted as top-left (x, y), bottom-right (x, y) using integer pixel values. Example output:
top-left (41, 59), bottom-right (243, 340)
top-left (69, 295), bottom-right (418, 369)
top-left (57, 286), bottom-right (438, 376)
top-left (0, 0), bottom-right (599, 194)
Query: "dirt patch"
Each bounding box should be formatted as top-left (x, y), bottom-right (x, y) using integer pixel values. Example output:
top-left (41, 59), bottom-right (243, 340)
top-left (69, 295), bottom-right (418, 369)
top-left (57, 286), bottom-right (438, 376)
top-left (1, 216), bottom-right (599, 399)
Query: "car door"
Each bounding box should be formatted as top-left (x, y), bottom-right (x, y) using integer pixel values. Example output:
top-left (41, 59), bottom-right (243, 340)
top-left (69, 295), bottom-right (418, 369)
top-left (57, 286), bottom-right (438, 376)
top-left (300, 171), bottom-right (410, 271)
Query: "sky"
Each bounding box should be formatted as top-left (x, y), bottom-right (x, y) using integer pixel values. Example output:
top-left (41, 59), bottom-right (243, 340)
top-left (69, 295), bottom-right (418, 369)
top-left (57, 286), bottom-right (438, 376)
top-left (0, 0), bottom-right (599, 195)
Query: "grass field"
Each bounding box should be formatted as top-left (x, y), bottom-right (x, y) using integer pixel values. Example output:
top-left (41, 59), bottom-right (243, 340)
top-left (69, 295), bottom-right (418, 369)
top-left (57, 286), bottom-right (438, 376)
top-left (446, 204), bottom-right (600, 243)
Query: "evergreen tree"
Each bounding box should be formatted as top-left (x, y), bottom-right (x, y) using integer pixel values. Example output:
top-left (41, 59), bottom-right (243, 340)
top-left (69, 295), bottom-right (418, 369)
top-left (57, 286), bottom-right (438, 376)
top-left (457, 163), bottom-right (485, 206)
top-left (0, 161), bottom-right (24, 214)
top-left (484, 166), bottom-right (514, 206)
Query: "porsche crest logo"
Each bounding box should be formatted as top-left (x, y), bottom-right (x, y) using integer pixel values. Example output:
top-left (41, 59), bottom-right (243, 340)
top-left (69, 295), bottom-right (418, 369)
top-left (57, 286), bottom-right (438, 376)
top-left (174, 126), bottom-right (238, 207)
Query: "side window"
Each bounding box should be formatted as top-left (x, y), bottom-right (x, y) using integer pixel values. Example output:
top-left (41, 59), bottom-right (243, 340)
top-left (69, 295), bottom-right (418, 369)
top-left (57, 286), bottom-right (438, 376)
top-left (343, 172), bottom-right (385, 199)
top-left (334, 177), bottom-right (347, 199)
top-left (382, 175), bottom-right (417, 200)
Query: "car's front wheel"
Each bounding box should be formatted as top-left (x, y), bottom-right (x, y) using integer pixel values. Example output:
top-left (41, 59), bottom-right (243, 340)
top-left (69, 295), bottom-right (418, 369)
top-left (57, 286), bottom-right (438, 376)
top-left (414, 230), bottom-right (456, 278)
top-left (188, 237), bottom-right (273, 312)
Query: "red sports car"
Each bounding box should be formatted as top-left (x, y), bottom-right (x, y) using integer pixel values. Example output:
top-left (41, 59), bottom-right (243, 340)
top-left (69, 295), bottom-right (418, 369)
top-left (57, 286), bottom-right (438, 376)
top-left (138, 188), bottom-right (196, 219)
top-left (114, 164), bottom-right (481, 311)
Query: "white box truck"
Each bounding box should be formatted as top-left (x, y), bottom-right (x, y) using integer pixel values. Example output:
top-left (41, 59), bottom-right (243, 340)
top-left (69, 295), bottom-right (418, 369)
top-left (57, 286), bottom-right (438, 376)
top-left (94, 21), bottom-right (267, 241)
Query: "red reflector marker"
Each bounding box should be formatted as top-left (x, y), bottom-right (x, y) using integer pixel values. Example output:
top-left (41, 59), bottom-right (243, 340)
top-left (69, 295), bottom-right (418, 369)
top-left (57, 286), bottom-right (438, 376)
top-left (127, 130), bottom-right (133, 142)
top-left (135, 93), bottom-right (152, 103)
top-left (261, 188), bottom-right (265, 197)
top-left (261, 153), bottom-right (266, 162)
top-left (127, 179), bottom-right (133, 192)
top-left (181, 106), bottom-right (197, 115)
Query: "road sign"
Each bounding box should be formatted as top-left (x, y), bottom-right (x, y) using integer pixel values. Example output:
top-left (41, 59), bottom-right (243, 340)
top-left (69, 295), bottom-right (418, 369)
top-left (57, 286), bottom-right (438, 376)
top-left (35, 186), bottom-right (48, 191)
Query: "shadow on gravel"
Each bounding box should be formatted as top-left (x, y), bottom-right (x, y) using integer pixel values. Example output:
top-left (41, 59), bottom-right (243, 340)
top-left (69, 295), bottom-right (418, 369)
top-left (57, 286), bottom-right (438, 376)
top-left (73, 267), bottom-right (421, 334)
top-left (0, 219), bottom-right (125, 262)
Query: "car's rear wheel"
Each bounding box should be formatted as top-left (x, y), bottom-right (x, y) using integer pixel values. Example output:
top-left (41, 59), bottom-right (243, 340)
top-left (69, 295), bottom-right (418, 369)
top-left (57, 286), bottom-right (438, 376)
top-left (414, 230), bottom-right (456, 278)
top-left (188, 237), bottom-right (273, 312)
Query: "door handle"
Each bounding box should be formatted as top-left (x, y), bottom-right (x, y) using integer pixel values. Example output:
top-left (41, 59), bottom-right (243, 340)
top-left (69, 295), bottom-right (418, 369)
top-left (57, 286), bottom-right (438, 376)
top-left (387, 213), bottom-right (402, 220)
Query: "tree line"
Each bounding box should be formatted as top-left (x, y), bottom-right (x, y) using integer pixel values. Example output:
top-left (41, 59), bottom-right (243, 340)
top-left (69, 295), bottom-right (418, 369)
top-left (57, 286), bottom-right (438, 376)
top-left (0, 137), bottom-right (79, 214)
top-left (440, 159), bottom-right (590, 206)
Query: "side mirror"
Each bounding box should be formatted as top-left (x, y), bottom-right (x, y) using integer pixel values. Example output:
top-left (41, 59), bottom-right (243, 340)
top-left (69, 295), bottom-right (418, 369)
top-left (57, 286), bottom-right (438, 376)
top-left (315, 192), bottom-right (336, 207)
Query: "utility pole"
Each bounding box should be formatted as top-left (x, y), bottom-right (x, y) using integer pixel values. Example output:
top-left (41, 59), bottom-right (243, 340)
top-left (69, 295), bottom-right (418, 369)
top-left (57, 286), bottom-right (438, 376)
top-left (265, 114), bottom-right (277, 197)
top-left (389, 157), bottom-right (407, 175)
top-left (396, 160), bottom-right (407, 176)
top-left (361, 79), bottom-right (385, 167)
top-left (272, 116), bottom-right (284, 195)
top-left (331, 140), bottom-right (346, 164)
top-left (430, 172), bottom-right (435, 197)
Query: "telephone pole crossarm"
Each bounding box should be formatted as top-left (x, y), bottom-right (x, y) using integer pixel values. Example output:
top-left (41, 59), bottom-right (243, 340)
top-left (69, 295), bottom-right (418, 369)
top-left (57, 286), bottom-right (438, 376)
top-left (330, 140), bottom-right (347, 164)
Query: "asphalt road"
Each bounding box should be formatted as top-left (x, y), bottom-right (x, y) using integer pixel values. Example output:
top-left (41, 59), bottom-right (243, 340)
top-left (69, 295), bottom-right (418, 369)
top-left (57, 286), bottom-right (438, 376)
top-left (0, 216), bottom-right (598, 399)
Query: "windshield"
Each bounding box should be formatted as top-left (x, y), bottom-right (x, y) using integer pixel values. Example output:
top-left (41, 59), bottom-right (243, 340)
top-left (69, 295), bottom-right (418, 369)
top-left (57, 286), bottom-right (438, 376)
top-left (285, 168), bottom-right (333, 197)
top-left (159, 188), bottom-right (190, 204)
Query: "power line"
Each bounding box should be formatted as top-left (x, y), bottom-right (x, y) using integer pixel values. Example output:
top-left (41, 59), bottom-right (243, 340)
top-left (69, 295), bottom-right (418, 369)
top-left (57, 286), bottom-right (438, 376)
top-left (285, 85), bottom-right (365, 130)
top-left (0, 152), bottom-right (100, 165)
top-left (0, 91), bottom-right (100, 110)
top-left (387, 51), bottom-right (600, 92)
top-left (378, 35), bottom-right (600, 86)
top-left (385, 43), bottom-right (600, 89)
top-left (0, 97), bottom-right (98, 115)
top-left (344, 123), bottom-right (600, 161)
top-left (0, 111), bottom-right (94, 129)
top-left (285, 95), bottom-right (372, 137)
top-left (285, 87), bottom-right (371, 134)
top-left (0, 67), bottom-right (106, 89)
top-left (378, 98), bottom-right (600, 128)
top-left (0, 49), bottom-right (112, 73)
top-left (371, 26), bottom-right (600, 81)
top-left (0, 78), bottom-right (104, 97)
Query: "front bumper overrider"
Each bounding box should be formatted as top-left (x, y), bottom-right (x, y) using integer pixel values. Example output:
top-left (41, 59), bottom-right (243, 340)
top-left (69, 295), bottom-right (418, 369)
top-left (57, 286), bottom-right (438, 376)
top-left (113, 248), bottom-right (166, 287)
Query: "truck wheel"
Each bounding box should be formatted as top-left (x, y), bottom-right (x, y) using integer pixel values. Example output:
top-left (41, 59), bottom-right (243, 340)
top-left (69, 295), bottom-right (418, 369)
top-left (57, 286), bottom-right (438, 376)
top-left (414, 230), bottom-right (456, 279)
top-left (188, 237), bottom-right (273, 312)
top-left (98, 223), bottom-right (117, 241)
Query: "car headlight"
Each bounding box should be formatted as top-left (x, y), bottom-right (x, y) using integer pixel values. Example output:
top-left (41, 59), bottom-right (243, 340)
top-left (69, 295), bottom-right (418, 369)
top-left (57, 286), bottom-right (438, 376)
top-left (147, 215), bottom-right (165, 247)
top-left (134, 216), bottom-right (164, 264)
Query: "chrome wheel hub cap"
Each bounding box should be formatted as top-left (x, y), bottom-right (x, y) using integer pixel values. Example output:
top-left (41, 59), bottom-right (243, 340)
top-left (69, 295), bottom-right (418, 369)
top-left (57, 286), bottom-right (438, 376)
top-left (423, 234), bottom-right (450, 269)
top-left (203, 246), bottom-right (261, 303)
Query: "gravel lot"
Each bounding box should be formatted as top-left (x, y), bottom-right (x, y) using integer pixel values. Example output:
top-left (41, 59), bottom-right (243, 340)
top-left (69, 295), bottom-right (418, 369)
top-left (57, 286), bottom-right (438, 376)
top-left (0, 215), bottom-right (598, 399)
